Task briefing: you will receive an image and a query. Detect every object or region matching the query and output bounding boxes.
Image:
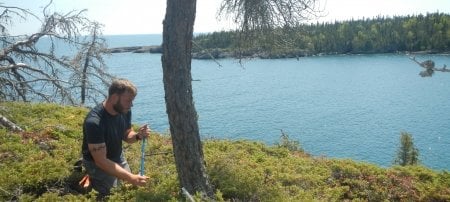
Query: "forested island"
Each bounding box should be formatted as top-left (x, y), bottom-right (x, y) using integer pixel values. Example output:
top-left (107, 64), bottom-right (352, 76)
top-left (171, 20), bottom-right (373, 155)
top-left (193, 12), bottom-right (450, 59)
top-left (110, 13), bottom-right (449, 59)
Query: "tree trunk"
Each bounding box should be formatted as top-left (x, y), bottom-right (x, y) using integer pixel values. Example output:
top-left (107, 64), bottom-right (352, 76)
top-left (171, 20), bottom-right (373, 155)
top-left (161, 0), bottom-right (213, 198)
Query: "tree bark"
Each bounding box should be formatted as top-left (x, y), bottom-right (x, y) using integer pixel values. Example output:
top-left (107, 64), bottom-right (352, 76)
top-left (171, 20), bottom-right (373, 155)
top-left (161, 0), bottom-right (213, 197)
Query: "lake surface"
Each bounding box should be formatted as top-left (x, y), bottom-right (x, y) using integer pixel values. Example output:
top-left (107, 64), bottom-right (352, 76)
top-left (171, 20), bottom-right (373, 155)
top-left (103, 34), bottom-right (450, 170)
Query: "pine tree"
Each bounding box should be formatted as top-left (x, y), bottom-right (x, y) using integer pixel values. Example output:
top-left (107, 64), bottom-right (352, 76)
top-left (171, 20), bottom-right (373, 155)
top-left (394, 132), bottom-right (420, 166)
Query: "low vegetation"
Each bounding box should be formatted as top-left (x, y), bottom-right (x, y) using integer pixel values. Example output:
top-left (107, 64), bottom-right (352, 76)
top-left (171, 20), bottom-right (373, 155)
top-left (0, 102), bottom-right (449, 201)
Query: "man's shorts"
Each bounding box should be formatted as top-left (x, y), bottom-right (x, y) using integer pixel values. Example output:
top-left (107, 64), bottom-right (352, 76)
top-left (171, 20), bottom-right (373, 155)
top-left (82, 159), bottom-right (131, 196)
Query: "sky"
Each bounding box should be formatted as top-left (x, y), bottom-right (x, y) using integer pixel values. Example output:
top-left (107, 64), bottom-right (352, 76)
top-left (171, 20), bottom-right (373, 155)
top-left (3, 0), bottom-right (450, 36)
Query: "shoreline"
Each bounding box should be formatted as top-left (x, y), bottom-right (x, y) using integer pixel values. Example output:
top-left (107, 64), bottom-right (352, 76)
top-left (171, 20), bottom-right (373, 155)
top-left (106, 45), bottom-right (450, 59)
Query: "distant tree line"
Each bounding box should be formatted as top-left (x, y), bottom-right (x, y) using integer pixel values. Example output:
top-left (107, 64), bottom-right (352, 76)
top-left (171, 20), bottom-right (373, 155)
top-left (193, 12), bottom-right (450, 58)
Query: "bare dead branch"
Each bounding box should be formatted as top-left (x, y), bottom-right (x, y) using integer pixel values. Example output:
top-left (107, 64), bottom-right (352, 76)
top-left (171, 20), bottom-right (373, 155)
top-left (192, 40), bottom-right (223, 68)
top-left (219, 0), bottom-right (323, 31)
top-left (409, 56), bottom-right (449, 77)
top-left (0, 4), bottom-right (42, 35)
top-left (1, 2), bottom-right (111, 105)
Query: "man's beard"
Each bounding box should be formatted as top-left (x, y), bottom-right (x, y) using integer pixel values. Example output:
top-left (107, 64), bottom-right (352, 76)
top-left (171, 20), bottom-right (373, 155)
top-left (113, 99), bottom-right (127, 114)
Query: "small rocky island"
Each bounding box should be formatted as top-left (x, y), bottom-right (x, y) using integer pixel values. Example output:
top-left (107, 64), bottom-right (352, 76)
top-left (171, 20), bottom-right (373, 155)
top-left (106, 45), bottom-right (235, 59)
top-left (106, 45), bottom-right (306, 59)
top-left (106, 45), bottom-right (163, 54)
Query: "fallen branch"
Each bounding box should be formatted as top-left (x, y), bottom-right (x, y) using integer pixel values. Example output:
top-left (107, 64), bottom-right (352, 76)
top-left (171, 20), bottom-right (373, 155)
top-left (0, 114), bottom-right (23, 132)
top-left (409, 56), bottom-right (448, 77)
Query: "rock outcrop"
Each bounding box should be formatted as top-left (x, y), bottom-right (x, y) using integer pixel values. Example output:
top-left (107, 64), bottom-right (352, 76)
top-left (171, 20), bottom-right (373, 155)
top-left (106, 45), bottom-right (162, 53)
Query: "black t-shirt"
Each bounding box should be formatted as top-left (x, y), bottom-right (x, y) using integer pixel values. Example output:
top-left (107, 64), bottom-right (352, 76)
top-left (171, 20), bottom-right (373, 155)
top-left (82, 103), bottom-right (131, 163)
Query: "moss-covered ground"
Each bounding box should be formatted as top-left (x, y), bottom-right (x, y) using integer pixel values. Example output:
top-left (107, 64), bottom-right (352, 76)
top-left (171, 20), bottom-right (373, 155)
top-left (0, 102), bottom-right (449, 201)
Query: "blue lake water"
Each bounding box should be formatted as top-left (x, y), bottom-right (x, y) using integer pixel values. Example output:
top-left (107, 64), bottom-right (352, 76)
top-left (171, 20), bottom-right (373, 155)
top-left (102, 34), bottom-right (450, 171)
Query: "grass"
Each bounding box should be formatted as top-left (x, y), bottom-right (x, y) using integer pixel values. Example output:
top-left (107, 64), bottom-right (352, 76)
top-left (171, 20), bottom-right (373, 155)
top-left (0, 101), bottom-right (449, 201)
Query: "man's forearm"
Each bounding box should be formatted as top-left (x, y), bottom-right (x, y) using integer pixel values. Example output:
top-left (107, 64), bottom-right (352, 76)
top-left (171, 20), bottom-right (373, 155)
top-left (124, 130), bottom-right (140, 143)
top-left (94, 157), bottom-right (134, 182)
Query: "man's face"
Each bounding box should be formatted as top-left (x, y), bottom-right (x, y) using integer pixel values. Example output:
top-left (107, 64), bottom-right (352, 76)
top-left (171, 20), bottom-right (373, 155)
top-left (112, 91), bottom-right (135, 114)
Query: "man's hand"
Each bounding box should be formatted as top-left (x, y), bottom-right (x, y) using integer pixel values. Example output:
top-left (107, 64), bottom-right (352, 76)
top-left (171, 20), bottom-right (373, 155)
top-left (88, 143), bottom-right (147, 185)
top-left (129, 174), bottom-right (150, 186)
top-left (126, 124), bottom-right (151, 143)
top-left (136, 124), bottom-right (150, 140)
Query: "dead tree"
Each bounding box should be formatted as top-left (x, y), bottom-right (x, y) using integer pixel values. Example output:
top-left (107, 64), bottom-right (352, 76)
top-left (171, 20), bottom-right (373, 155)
top-left (70, 22), bottom-right (113, 105)
top-left (409, 56), bottom-right (449, 77)
top-left (0, 2), bottom-right (111, 105)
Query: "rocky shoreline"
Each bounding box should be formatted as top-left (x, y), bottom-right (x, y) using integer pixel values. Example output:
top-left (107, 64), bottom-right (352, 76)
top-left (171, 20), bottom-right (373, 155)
top-left (106, 45), bottom-right (236, 59)
top-left (106, 45), bottom-right (163, 53)
top-left (106, 45), bottom-right (309, 59)
top-left (106, 45), bottom-right (449, 60)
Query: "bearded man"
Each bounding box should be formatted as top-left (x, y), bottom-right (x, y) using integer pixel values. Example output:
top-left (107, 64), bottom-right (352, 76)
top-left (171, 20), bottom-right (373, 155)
top-left (81, 78), bottom-right (149, 198)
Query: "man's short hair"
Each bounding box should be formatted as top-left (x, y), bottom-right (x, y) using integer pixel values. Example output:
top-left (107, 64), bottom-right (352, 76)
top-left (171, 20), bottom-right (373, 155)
top-left (108, 79), bottom-right (137, 97)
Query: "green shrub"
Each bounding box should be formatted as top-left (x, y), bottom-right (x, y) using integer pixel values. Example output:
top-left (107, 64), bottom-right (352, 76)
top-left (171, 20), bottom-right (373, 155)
top-left (393, 132), bottom-right (420, 166)
top-left (0, 102), bottom-right (449, 201)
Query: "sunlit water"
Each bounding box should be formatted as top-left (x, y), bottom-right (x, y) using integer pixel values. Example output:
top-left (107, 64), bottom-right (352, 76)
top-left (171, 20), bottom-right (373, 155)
top-left (101, 35), bottom-right (450, 170)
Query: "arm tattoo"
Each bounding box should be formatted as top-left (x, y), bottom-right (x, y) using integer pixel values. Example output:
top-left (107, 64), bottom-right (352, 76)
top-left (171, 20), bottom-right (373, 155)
top-left (91, 145), bottom-right (106, 152)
